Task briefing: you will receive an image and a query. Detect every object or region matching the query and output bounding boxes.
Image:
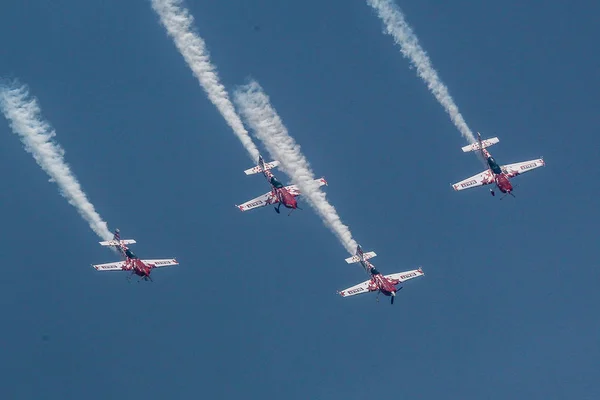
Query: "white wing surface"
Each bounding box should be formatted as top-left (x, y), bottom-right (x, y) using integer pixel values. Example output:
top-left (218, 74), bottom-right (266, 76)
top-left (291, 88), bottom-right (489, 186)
top-left (337, 279), bottom-right (375, 298)
top-left (284, 177), bottom-right (328, 197)
top-left (92, 261), bottom-right (126, 271)
top-left (385, 268), bottom-right (424, 283)
top-left (143, 259), bottom-right (179, 268)
top-left (502, 158), bottom-right (545, 178)
top-left (344, 251), bottom-right (377, 264)
top-left (452, 170), bottom-right (495, 191)
top-left (236, 191), bottom-right (277, 212)
top-left (99, 239), bottom-right (136, 246)
top-left (244, 161), bottom-right (280, 175)
top-left (461, 137), bottom-right (499, 152)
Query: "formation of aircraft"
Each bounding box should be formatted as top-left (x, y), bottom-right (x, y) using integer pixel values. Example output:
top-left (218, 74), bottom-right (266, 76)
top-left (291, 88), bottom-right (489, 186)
top-left (91, 229), bottom-right (179, 282)
top-left (452, 133), bottom-right (545, 198)
top-left (86, 133), bottom-right (544, 299)
top-left (236, 155), bottom-right (327, 215)
top-left (337, 245), bottom-right (424, 304)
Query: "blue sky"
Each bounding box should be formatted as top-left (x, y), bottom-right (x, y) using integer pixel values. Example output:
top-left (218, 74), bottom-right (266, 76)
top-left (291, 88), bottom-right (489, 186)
top-left (1, 1), bottom-right (599, 399)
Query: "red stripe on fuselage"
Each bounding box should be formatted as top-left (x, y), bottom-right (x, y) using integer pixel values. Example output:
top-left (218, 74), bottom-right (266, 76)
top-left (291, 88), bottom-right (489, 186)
top-left (372, 274), bottom-right (397, 296)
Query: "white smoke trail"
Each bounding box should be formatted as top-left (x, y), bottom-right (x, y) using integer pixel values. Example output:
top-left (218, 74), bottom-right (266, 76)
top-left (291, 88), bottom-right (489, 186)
top-left (367, 0), bottom-right (476, 144)
top-left (0, 82), bottom-right (113, 240)
top-left (234, 80), bottom-right (358, 254)
top-left (151, 0), bottom-right (260, 161)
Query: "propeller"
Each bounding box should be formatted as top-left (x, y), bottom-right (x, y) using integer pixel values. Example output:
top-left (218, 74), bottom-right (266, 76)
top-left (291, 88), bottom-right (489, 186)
top-left (500, 191), bottom-right (516, 200)
top-left (390, 287), bottom-right (403, 305)
top-left (288, 204), bottom-right (303, 216)
top-left (499, 183), bottom-right (518, 200)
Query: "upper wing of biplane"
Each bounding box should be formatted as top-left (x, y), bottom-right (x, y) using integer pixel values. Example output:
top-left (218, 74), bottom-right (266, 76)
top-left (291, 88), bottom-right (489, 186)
top-left (501, 158), bottom-right (545, 178)
top-left (337, 279), bottom-right (375, 298)
top-left (143, 259), bottom-right (179, 269)
top-left (283, 177), bottom-right (328, 197)
top-left (92, 261), bottom-right (127, 271)
top-left (385, 268), bottom-right (425, 283)
top-left (236, 191), bottom-right (277, 212)
top-left (452, 169), bottom-right (495, 191)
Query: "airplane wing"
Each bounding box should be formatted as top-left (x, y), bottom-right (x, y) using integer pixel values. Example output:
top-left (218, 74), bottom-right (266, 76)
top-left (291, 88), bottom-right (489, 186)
top-left (99, 239), bottom-right (136, 246)
top-left (284, 177), bottom-right (328, 197)
top-left (92, 261), bottom-right (127, 271)
top-left (502, 158), bottom-right (545, 178)
top-left (337, 279), bottom-right (375, 298)
top-left (143, 259), bottom-right (179, 269)
top-left (385, 268), bottom-right (424, 283)
top-left (236, 191), bottom-right (278, 212)
top-left (452, 169), bottom-right (495, 191)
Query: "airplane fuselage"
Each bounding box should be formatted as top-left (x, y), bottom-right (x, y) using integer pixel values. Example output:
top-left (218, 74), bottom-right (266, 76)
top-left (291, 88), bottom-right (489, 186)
top-left (483, 149), bottom-right (513, 194)
top-left (369, 270), bottom-right (399, 296)
top-left (275, 188), bottom-right (298, 209)
top-left (117, 244), bottom-right (152, 278)
top-left (130, 259), bottom-right (151, 278)
top-left (263, 168), bottom-right (298, 209)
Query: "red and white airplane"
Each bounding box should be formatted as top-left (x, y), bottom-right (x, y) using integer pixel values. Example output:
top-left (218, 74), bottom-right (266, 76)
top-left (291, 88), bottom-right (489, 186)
top-left (337, 245), bottom-right (424, 304)
top-left (91, 229), bottom-right (179, 281)
top-left (452, 133), bottom-right (545, 197)
top-left (236, 155), bottom-right (327, 215)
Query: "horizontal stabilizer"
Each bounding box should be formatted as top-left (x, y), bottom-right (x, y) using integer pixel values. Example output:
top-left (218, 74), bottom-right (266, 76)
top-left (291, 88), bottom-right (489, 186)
top-left (345, 251), bottom-right (377, 264)
top-left (244, 160), bottom-right (280, 175)
top-left (99, 239), bottom-right (136, 246)
top-left (461, 137), bottom-right (499, 152)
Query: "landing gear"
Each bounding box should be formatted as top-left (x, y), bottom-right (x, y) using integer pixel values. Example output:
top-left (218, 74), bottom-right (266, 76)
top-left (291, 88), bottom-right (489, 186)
top-left (274, 204), bottom-right (281, 214)
top-left (490, 189), bottom-right (495, 196)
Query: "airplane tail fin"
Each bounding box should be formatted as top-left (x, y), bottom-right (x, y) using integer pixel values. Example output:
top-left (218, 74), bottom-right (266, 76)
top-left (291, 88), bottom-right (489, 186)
top-left (461, 134), bottom-right (499, 153)
top-left (244, 155), bottom-right (280, 175)
top-left (345, 245), bottom-right (377, 264)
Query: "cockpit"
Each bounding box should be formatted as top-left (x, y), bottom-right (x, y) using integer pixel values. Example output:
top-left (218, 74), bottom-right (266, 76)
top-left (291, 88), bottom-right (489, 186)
top-left (370, 268), bottom-right (381, 275)
top-left (125, 249), bottom-right (138, 259)
top-left (270, 176), bottom-right (284, 189)
top-left (487, 157), bottom-right (503, 174)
